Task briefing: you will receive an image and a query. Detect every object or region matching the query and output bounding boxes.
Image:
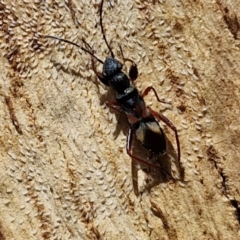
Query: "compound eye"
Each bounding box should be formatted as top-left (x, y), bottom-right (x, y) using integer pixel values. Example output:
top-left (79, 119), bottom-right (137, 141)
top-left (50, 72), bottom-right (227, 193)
top-left (117, 61), bottom-right (122, 71)
top-left (129, 63), bottom-right (138, 81)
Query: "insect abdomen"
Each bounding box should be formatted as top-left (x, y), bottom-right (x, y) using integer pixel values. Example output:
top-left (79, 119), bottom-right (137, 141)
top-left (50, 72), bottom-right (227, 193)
top-left (135, 120), bottom-right (166, 155)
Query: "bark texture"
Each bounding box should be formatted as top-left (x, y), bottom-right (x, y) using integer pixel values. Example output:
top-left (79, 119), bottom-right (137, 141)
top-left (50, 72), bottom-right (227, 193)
top-left (0, 0), bottom-right (239, 239)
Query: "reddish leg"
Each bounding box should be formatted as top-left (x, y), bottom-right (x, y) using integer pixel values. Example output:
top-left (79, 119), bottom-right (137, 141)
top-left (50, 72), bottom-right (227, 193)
top-left (142, 86), bottom-right (180, 164)
top-left (105, 100), bottom-right (122, 114)
top-left (149, 108), bottom-right (181, 164)
top-left (127, 128), bottom-right (176, 180)
top-left (131, 160), bottom-right (139, 196)
top-left (126, 128), bottom-right (163, 170)
top-left (142, 86), bottom-right (168, 104)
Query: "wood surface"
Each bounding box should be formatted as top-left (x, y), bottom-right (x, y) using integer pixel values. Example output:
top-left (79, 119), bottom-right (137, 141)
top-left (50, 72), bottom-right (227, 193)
top-left (0, 0), bottom-right (239, 239)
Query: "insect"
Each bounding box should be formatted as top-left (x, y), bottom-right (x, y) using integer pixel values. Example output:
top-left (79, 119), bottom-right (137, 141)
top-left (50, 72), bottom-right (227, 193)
top-left (45, 0), bottom-right (181, 173)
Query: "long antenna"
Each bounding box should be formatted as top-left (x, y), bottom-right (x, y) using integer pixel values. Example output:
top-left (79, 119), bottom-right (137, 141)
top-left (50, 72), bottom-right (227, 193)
top-left (99, 0), bottom-right (115, 58)
top-left (45, 35), bottom-right (104, 64)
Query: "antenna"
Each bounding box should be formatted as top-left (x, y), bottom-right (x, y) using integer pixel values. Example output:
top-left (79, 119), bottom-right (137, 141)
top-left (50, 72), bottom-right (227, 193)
top-left (99, 0), bottom-right (115, 58)
top-left (45, 35), bottom-right (104, 64)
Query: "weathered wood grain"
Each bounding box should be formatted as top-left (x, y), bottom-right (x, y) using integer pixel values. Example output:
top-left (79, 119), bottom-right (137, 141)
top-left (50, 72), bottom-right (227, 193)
top-left (0, 0), bottom-right (239, 239)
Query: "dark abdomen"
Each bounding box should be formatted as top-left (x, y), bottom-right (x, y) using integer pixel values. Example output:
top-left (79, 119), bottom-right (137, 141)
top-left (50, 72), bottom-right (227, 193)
top-left (134, 119), bottom-right (166, 155)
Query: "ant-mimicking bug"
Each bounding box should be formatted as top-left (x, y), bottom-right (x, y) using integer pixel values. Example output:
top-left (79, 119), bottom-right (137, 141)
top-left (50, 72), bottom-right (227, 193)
top-left (45, 0), bottom-right (181, 175)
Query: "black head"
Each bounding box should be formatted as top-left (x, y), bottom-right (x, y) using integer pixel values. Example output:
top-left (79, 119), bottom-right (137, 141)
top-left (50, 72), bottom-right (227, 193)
top-left (103, 57), bottom-right (122, 78)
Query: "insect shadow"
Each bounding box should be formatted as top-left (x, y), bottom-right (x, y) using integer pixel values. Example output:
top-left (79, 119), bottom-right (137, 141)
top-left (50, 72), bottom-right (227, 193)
top-left (104, 100), bottom-right (183, 196)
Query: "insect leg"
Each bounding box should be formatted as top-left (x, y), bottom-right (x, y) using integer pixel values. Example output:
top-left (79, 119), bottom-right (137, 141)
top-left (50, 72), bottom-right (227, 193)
top-left (127, 128), bottom-right (162, 169)
top-left (105, 100), bottom-right (122, 114)
top-left (142, 86), bottom-right (168, 104)
top-left (148, 108), bottom-right (181, 165)
top-left (131, 159), bottom-right (139, 196)
top-left (127, 128), bottom-right (177, 180)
